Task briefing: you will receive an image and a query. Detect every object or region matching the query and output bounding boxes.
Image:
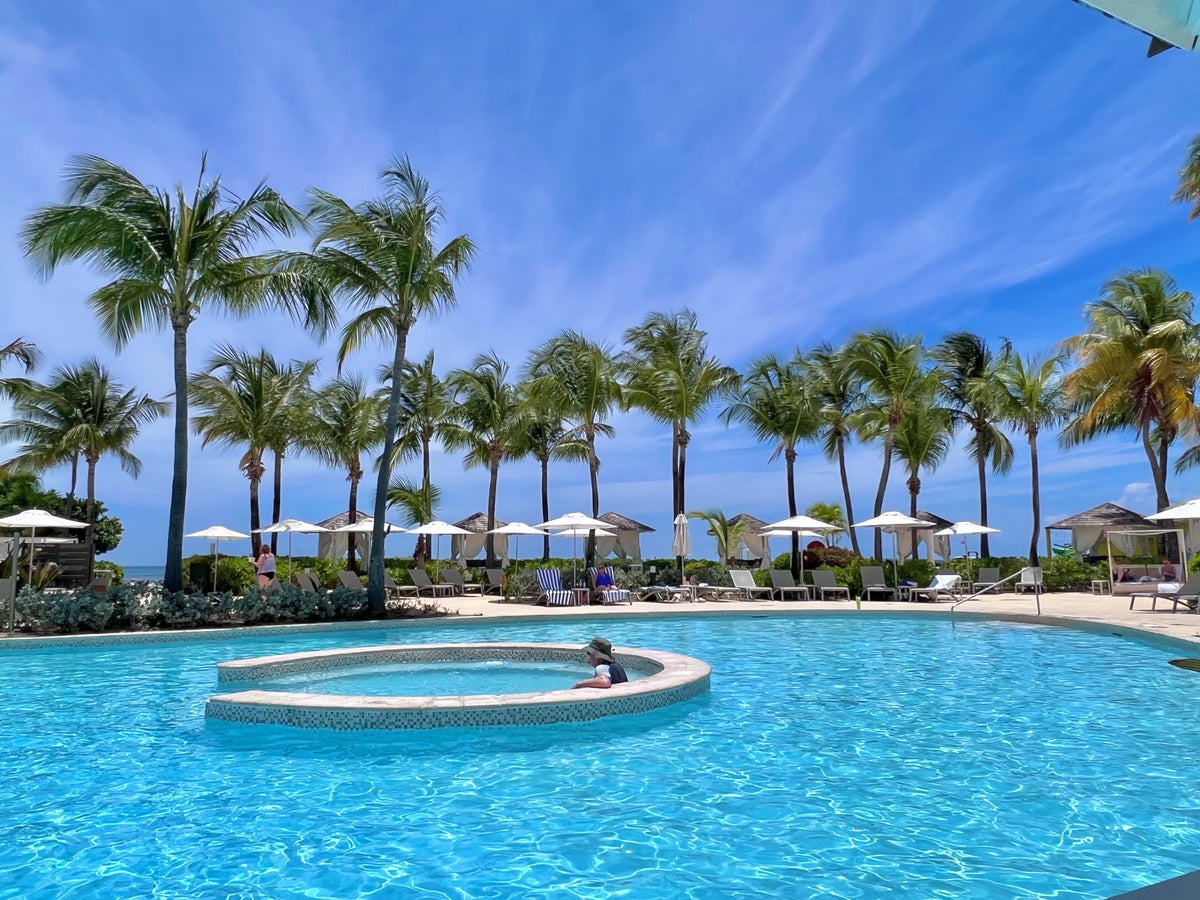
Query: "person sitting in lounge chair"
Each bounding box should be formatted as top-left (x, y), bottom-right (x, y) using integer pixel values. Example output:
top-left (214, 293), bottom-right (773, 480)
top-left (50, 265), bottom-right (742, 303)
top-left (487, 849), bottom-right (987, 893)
top-left (1118, 568), bottom-right (1135, 583)
top-left (1162, 559), bottom-right (1179, 582)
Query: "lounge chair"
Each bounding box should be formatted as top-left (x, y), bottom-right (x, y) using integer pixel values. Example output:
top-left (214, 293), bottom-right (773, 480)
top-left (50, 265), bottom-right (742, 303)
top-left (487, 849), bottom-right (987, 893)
top-left (638, 584), bottom-right (692, 602)
top-left (338, 570), bottom-right (365, 592)
top-left (972, 567), bottom-right (1001, 594)
top-left (1129, 572), bottom-right (1200, 611)
top-left (441, 568), bottom-right (482, 596)
top-left (384, 571), bottom-right (419, 600)
top-left (769, 569), bottom-right (810, 600)
top-left (483, 568), bottom-right (505, 596)
top-left (535, 568), bottom-right (576, 606)
top-left (910, 573), bottom-right (962, 602)
top-left (730, 569), bottom-right (773, 601)
top-left (811, 569), bottom-right (850, 601)
top-left (1013, 567), bottom-right (1043, 594)
top-left (409, 568), bottom-right (455, 598)
top-left (294, 572), bottom-right (321, 594)
top-left (587, 566), bottom-right (631, 605)
top-left (858, 565), bottom-right (893, 602)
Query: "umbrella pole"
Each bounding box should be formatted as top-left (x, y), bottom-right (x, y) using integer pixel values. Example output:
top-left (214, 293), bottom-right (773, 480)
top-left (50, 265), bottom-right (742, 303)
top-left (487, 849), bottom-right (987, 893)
top-left (8, 534), bottom-right (17, 634)
top-left (29, 526), bottom-right (35, 585)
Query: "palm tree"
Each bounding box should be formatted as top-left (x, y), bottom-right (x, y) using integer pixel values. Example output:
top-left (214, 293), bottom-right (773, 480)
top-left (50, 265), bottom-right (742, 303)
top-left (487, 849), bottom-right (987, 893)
top-left (306, 376), bottom-right (387, 571)
top-left (20, 155), bottom-right (333, 591)
top-left (931, 332), bottom-right (1014, 556)
top-left (891, 399), bottom-right (954, 518)
top-left (525, 331), bottom-right (624, 566)
top-left (388, 351), bottom-right (453, 564)
top-left (1173, 134), bottom-right (1200, 220)
top-left (443, 352), bottom-right (523, 566)
top-left (0, 338), bottom-right (41, 376)
top-left (687, 509), bottom-right (748, 565)
top-left (621, 310), bottom-right (738, 523)
top-left (189, 346), bottom-right (318, 551)
top-left (511, 382), bottom-right (588, 561)
top-left (992, 351), bottom-right (1070, 566)
top-left (0, 359), bottom-right (167, 533)
top-left (720, 352), bottom-right (818, 574)
top-left (1061, 269), bottom-right (1199, 512)
top-left (844, 330), bottom-right (936, 559)
top-left (387, 475), bottom-right (442, 534)
top-left (804, 343), bottom-right (865, 556)
top-left (299, 158), bottom-right (475, 612)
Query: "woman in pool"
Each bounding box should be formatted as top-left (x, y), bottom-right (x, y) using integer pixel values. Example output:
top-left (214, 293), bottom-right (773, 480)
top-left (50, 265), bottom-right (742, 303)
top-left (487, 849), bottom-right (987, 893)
top-left (574, 637), bottom-right (628, 689)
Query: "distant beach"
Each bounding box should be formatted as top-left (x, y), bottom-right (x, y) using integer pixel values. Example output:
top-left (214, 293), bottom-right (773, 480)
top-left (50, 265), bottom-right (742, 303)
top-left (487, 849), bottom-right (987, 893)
top-left (122, 565), bottom-right (164, 583)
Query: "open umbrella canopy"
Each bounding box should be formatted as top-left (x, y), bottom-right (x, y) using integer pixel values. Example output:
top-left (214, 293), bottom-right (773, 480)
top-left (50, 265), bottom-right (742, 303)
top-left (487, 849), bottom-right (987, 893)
top-left (486, 522), bottom-right (547, 536)
top-left (1148, 499), bottom-right (1200, 521)
top-left (536, 512), bottom-right (609, 530)
top-left (0, 508), bottom-right (89, 530)
top-left (552, 527), bottom-right (617, 538)
top-left (766, 514), bottom-right (840, 532)
top-left (186, 525), bottom-right (250, 540)
top-left (334, 520), bottom-right (407, 534)
top-left (934, 521), bottom-right (1000, 536)
top-left (255, 518), bottom-right (328, 534)
top-left (853, 511), bottom-right (934, 529)
top-left (408, 520), bottom-right (472, 536)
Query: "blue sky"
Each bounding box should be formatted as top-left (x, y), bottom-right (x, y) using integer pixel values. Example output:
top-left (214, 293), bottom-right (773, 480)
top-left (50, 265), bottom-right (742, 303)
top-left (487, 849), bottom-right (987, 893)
top-left (3, 0), bottom-right (1200, 565)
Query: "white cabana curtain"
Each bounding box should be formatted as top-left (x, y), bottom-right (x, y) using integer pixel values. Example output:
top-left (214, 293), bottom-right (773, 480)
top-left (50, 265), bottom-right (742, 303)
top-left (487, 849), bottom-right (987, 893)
top-left (450, 533), bottom-right (510, 564)
top-left (736, 533), bottom-right (771, 569)
top-left (895, 529), bottom-right (949, 561)
top-left (318, 532), bottom-right (370, 561)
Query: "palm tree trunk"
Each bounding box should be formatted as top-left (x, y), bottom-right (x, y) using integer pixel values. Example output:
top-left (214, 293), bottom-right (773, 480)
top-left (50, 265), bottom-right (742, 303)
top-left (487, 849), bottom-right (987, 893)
top-left (678, 431), bottom-right (688, 517)
top-left (486, 450), bottom-right (500, 566)
top-left (66, 453), bottom-right (79, 519)
top-left (907, 471), bottom-right (919, 518)
top-left (347, 475), bottom-right (359, 574)
top-left (671, 423), bottom-right (680, 516)
top-left (1028, 430), bottom-right (1041, 567)
top-left (271, 450), bottom-right (282, 554)
top-left (872, 433), bottom-right (894, 559)
top-left (249, 467), bottom-right (262, 555)
top-left (416, 436), bottom-right (432, 563)
top-left (976, 450), bottom-right (991, 558)
top-left (86, 456), bottom-right (97, 584)
top-left (540, 454), bottom-right (551, 561)
top-left (586, 430), bottom-right (599, 568)
top-left (837, 435), bottom-right (861, 556)
top-left (785, 446), bottom-right (799, 577)
top-left (369, 326), bottom-right (411, 614)
top-left (164, 320), bottom-right (189, 593)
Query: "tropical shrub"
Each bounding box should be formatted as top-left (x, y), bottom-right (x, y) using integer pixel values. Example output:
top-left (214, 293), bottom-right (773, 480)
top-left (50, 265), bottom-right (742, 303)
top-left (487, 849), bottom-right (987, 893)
top-left (1041, 555), bottom-right (1093, 591)
top-left (94, 560), bottom-right (125, 584)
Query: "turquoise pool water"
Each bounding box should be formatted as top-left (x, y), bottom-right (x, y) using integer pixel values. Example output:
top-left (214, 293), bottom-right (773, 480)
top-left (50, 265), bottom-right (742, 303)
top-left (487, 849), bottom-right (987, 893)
top-left (248, 658), bottom-right (636, 696)
top-left (4, 614), bottom-right (1200, 898)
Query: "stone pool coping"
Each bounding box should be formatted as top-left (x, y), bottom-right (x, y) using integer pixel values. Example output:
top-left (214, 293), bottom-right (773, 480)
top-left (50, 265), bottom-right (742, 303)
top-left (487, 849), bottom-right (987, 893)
top-left (205, 642), bottom-right (711, 730)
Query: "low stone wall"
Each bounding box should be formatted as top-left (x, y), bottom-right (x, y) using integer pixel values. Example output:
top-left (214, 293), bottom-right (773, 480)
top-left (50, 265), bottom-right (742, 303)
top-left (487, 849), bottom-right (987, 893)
top-left (205, 642), bottom-right (710, 731)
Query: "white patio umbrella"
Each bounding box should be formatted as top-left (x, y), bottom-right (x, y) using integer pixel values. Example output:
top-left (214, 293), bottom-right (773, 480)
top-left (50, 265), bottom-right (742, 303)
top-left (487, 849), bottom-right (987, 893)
top-left (853, 511), bottom-right (934, 580)
top-left (671, 513), bottom-right (691, 582)
top-left (761, 528), bottom-right (822, 585)
top-left (408, 521), bottom-right (472, 575)
top-left (766, 514), bottom-right (841, 580)
top-left (536, 513), bottom-right (611, 580)
top-left (253, 518), bottom-right (329, 570)
top-left (934, 521), bottom-right (1000, 587)
top-left (485, 522), bottom-right (547, 562)
top-left (185, 525), bottom-right (250, 592)
top-left (331, 519), bottom-right (407, 569)
top-left (552, 526), bottom-right (617, 584)
top-left (0, 508), bottom-right (89, 633)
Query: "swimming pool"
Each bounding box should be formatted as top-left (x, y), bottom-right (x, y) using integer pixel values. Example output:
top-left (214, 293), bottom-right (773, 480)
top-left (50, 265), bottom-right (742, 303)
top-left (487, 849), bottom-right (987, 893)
top-left (3, 613), bottom-right (1199, 897)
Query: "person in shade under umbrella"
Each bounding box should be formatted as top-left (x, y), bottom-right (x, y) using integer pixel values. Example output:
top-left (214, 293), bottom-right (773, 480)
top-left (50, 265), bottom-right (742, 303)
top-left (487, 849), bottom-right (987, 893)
top-left (573, 637), bottom-right (629, 689)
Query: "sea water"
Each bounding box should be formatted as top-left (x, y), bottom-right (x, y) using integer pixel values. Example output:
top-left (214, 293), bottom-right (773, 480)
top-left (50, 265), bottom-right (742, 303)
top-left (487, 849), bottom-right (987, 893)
top-left (3, 614), bottom-right (1199, 898)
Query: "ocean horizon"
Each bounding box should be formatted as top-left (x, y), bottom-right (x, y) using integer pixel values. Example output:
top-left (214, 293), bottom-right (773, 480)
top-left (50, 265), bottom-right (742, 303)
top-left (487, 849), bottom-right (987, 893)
top-left (121, 565), bottom-right (165, 582)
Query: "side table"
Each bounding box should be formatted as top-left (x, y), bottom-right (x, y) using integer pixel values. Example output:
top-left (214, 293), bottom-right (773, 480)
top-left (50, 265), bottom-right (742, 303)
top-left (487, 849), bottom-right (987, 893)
top-left (571, 587), bottom-right (591, 606)
top-left (1091, 579), bottom-right (1110, 595)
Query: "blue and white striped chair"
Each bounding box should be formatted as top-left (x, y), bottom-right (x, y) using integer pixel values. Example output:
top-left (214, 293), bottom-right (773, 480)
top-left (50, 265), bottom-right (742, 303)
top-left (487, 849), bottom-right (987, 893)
top-left (535, 569), bottom-right (574, 606)
top-left (588, 567), bottom-right (631, 605)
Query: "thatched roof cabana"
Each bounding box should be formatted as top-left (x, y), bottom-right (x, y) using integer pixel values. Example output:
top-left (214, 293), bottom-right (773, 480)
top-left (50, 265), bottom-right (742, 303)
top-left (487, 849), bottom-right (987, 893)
top-left (596, 511), bottom-right (654, 560)
top-left (1045, 502), bottom-right (1156, 558)
top-left (896, 509), bottom-right (955, 561)
top-left (315, 510), bottom-right (373, 561)
top-left (451, 512), bottom-right (508, 562)
top-left (711, 513), bottom-right (771, 569)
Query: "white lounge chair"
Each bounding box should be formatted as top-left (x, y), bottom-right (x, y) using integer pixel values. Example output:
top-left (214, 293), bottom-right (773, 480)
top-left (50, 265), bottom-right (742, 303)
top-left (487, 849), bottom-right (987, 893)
top-left (730, 569), bottom-right (773, 601)
top-left (910, 573), bottom-right (962, 602)
top-left (1129, 572), bottom-right (1200, 612)
top-left (1013, 567), bottom-right (1043, 594)
top-left (972, 567), bottom-right (1001, 593)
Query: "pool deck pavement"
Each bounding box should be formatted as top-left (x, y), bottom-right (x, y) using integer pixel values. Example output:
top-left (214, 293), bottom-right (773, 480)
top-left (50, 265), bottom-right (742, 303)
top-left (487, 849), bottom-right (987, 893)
top-left (432, 589), bottom-right (1200, 648)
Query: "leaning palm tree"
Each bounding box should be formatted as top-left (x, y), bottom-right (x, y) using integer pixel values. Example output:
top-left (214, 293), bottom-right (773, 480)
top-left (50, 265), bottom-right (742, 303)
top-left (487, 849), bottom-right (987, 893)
top-left (931, 332), bottom-right (1014, 556)
top-left (1061, 269), bottom-right (1200, 513)
top-left (298, 158), bottom-right (475, 612)
top-left (189, 346), bottom-right (318, 551)
top-left (890, 399), bottom-right (954, 518)
top-left (844, 330), bottom-right (937, 558)
top-left (525, 331), bottom-right (624, 566)
top-left (687, 509), bottom-right (748, 566)
top-left (805, 343), bottom-right (864, 556)
top-left (991, 351), bottom-right (1070, 566)
top-left (621, 309), bottom-right (738, 523)
top-left (443, 352), bottom-right (524, 566)
top-left (510, 381), bottom-right (588, 560)
top-left (305, 376), bottom-right (387, 571)
top-left (20, 155), bottom-right (333, 591)
top-left (0, 359), bottom-right (167, 530)
top-left (720, 352), bottom-right (818, 575)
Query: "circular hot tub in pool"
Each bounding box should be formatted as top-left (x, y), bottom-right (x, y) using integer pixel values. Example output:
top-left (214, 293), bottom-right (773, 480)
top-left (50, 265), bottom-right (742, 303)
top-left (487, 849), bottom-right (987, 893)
top-left (204, 642), bottom-right (710, 730)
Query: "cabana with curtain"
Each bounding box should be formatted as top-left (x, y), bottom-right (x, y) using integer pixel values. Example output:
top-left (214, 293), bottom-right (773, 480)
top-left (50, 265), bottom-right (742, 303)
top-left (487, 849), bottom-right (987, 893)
top-left (721, 514), bottom-right (771, 569)
top-left (1044, 503), bottom-right (1156, 560)
top-left (316, 510), bottom-right (373, 562)
top-left (596, 511), bottom-right (655, 562)
top-left (894, 509), bottom-right (953, 561)
top-left (1101, 526), bottom-right (1188, 595)
top-left (450, 512), bottom-right (510, 565)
